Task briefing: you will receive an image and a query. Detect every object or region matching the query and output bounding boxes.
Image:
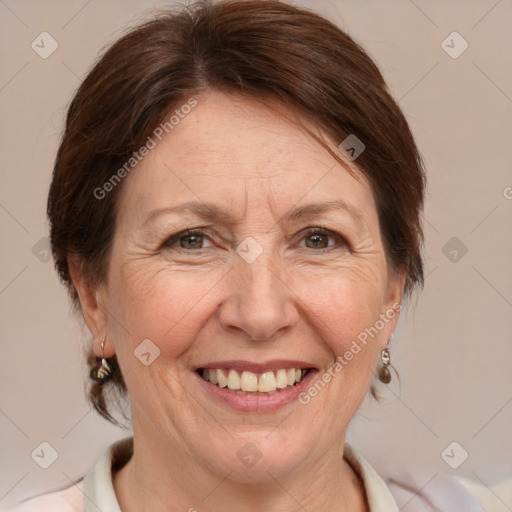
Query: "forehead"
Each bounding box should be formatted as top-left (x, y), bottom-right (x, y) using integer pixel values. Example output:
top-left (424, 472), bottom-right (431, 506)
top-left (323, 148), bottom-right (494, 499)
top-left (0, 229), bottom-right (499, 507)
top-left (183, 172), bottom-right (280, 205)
top-left (117, 90), bottom-right (378, 227)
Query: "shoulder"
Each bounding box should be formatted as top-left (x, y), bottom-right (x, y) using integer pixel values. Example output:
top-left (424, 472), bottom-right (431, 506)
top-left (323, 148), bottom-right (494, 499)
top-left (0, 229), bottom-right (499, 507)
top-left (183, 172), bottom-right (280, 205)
top-left (344, 443), bottom-right (484, 512)
top-left (6, 481), bottom-right (84, 512)
top-left (382, 462), bottom-right (485, 511)
top-left (7, 437), bottom-right (133, 512)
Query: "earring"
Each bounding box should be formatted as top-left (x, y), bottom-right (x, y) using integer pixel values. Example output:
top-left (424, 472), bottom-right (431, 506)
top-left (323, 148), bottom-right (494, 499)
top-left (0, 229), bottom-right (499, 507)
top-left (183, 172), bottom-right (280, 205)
top-left (377, 347), bottom-right (391, 384)
top-left (90, 336), bottom-right (113, 384)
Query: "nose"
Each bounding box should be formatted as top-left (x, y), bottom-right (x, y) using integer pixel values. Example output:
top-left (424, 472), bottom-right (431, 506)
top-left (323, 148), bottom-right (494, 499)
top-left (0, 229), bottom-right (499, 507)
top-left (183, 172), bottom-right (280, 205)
top-left (217, 253), bottom-right (299, 342)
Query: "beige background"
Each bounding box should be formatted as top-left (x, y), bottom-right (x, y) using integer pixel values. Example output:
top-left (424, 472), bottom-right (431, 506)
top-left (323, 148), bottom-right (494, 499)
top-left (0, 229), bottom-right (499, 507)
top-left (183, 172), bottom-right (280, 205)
top-left (0, 0), bottom-right (511, 509)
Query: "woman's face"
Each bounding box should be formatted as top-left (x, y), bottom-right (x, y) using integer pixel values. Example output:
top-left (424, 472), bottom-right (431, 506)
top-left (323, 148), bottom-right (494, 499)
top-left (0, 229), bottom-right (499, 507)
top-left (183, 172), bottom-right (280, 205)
top-left (84, 90), bottom-right (403, 480)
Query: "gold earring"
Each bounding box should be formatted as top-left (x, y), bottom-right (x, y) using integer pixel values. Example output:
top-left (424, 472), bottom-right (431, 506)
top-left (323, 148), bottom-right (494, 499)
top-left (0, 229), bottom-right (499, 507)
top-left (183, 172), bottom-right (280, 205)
top-left (377, 347), bottom-right (391, 384)
top-left (90, 336), bottom-right (113, 384)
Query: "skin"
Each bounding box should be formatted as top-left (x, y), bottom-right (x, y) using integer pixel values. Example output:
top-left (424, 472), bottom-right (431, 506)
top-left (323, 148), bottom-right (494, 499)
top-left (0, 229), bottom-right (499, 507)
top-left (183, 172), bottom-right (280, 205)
top-left (71, 89), bottom-right (405, 512)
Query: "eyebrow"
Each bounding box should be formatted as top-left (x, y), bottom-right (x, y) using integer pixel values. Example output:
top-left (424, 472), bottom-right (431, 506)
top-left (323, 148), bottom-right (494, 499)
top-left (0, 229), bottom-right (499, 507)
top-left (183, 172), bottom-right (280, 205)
top-left (142, 199), bottom-right (364, 227)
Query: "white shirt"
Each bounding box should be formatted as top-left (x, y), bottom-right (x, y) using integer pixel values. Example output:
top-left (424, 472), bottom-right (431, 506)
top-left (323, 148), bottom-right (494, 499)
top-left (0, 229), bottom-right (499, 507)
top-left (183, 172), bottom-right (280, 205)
top-left (8, 437), bottom-right (483, 511)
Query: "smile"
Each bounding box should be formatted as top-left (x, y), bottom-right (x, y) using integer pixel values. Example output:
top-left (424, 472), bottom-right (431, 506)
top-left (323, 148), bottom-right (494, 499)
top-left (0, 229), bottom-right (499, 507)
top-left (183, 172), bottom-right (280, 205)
top-left (198, 368), bottom-right (312, 394)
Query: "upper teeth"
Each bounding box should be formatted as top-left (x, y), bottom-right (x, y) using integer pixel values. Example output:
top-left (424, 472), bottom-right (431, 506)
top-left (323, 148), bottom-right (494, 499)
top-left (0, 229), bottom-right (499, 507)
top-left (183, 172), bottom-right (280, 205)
top-left (201, 368), bottom-right (306, 393)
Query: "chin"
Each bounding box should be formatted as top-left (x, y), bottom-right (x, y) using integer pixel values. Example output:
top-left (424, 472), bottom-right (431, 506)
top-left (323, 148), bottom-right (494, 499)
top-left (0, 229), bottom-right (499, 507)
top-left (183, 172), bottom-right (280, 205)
top-left (207, 432), bottom-right (310, 483)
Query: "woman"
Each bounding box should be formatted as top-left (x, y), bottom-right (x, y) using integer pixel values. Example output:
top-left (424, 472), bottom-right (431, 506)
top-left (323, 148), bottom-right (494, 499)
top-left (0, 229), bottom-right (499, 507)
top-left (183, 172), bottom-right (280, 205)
top-left (11, 0), bottom-right (482, 510)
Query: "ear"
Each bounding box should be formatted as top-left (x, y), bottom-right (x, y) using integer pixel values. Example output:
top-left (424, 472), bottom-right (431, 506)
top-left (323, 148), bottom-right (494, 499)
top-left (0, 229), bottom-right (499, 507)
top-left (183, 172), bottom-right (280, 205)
top-left (378, 269), bottom-right (407, 349)
top-left (68, 255), bottom-right (115, 358)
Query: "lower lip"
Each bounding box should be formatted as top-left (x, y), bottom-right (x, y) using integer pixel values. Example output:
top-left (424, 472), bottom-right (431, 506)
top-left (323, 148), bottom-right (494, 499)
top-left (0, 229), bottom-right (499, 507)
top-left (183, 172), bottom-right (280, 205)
top-left (194, 370), bottom-right (318, 412)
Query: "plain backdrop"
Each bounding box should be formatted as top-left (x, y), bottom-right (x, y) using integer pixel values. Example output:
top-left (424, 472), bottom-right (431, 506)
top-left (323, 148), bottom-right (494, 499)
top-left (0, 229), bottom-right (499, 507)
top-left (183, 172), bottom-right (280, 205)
top-left (0, 0), bottom-right (511, 509)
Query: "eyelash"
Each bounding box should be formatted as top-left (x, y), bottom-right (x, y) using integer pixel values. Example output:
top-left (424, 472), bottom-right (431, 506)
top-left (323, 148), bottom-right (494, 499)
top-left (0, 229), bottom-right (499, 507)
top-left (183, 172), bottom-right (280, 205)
top-left (160, 227), bottom-right (348, 253)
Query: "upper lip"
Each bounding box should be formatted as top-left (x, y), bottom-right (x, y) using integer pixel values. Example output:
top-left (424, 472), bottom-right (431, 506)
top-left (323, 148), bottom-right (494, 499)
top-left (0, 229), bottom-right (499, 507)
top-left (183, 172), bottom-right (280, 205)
top-left (194, 360), bottom-right (316, 373)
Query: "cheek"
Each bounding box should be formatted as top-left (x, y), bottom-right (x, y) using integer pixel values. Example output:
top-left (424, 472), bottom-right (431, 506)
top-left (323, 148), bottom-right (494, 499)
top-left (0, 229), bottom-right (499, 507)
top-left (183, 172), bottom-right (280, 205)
top-left (301, 275), bottom-right (385, 406)
top-left (303, 263), bottom-right (386, 340)
top-left (106, 261), bottom-right (218, 361)
top-left (295, 261), bottom-right (387, 399)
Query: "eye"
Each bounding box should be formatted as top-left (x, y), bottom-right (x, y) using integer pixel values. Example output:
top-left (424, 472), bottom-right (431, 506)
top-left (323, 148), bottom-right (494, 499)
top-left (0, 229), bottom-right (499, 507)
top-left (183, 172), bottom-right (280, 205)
top-left (299, 228), bottom-right (347, 251)
top-left (160, 227), bottom-right (347, 252)
top-left (161, 229), bottom-right (213, 250)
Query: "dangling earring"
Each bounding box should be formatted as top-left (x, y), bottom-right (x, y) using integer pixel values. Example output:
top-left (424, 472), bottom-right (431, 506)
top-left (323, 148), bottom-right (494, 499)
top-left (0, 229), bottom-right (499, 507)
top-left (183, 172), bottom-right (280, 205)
top-left (377, 347), bottom-right (391, 384)
top-left (90, 335), bottom-right (113, 384)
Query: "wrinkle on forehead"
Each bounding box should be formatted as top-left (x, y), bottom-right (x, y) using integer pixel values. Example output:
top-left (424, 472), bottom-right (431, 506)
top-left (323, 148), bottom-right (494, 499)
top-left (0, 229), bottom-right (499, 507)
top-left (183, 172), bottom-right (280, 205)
top-left (117, 90), bottom-right (377, 239)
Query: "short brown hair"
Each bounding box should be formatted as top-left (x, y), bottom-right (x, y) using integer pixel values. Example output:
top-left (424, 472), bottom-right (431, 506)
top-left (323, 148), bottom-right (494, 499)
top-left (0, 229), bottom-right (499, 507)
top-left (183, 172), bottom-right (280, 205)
top-left (48, 0), bottom-right (425, 426)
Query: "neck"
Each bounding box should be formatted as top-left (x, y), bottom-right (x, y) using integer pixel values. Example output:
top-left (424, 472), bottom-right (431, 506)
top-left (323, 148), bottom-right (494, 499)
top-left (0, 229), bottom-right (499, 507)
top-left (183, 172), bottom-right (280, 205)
top-left (113, 429), bottom-right (368, 512)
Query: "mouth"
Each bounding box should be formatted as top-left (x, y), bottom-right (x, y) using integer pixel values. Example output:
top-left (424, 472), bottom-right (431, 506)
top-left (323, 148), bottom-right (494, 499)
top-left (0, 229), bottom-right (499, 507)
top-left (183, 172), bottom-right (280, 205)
top-left (193, 360), bottom-right (318, 412)
top-left (196, 367), bottom-right (314, 395)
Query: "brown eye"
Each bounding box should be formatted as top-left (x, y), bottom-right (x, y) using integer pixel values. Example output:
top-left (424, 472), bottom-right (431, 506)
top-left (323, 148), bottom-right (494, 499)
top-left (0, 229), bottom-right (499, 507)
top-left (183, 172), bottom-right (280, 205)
top-left (305, 232), bottom-right (329, 249)
top-left (300, 228), bottom-right (347, 251)
top-left (179, 233), bottom-right (204, 249)
top-left (161, 229), bottom-right (213, 250)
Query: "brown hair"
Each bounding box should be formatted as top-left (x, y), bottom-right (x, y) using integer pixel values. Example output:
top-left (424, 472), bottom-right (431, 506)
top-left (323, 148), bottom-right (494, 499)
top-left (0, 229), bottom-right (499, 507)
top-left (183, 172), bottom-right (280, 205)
top-left (48, 0), bottom-right (425, 426)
